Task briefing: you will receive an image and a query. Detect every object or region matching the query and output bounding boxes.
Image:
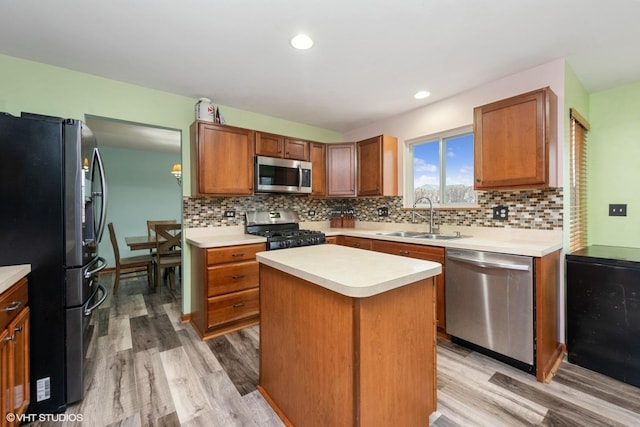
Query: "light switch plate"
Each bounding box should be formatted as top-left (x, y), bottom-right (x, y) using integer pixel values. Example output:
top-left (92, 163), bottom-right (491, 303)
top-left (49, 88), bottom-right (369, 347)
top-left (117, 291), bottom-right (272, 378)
top-left (224, 210), bottom-right (236, 218)
top-left (378, 207), bottom-right (389, 217)
top-left (609, 204), bottom-right (627, 216)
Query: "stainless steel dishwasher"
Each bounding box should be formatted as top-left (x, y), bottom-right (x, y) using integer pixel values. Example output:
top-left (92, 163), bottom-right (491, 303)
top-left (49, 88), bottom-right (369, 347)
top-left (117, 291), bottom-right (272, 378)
top-left (445, 248), bottom-right (535, 373)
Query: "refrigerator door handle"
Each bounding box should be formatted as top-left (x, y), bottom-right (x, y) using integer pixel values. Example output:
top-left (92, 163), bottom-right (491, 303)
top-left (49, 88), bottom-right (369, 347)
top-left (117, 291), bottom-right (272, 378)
top-left (83, 283), bottom-right (107, 316)
top-left (92, 148), bottom-right (108, 243)
top-left (84, 256), bottom-right (107, 279)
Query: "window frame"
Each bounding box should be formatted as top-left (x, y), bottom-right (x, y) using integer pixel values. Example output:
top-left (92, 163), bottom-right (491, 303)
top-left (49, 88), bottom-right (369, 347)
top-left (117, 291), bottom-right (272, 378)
top-left (404, 125), bottom-right (478, 208)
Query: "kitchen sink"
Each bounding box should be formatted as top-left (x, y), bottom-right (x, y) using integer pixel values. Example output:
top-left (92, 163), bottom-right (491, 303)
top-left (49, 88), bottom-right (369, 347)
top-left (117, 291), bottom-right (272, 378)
top-left (377, 231), bottom-right (464, 240)
top-left (377, 231), bottom-right (429, 238)
top-left (415, 233), bottom-right (463, 240)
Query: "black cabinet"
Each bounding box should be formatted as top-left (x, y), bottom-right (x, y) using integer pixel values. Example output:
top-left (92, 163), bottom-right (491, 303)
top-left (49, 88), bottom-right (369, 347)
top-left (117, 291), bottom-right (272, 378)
top-left (566, 245), bottom-right (640, 387)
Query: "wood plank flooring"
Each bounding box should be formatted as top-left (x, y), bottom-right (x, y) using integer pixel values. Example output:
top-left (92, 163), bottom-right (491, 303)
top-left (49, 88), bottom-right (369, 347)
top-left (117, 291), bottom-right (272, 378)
top-left (30, 274), bottom-right (640, 426)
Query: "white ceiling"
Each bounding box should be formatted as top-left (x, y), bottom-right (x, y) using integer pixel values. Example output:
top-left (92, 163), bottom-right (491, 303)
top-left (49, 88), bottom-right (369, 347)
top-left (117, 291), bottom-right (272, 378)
top-left (2, 0), bottom-right (640, 134)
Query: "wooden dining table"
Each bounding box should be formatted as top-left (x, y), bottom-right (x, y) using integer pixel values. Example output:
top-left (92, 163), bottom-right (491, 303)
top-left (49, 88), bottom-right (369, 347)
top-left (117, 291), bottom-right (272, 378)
top-left (125, 235), bottom-right (157, 251)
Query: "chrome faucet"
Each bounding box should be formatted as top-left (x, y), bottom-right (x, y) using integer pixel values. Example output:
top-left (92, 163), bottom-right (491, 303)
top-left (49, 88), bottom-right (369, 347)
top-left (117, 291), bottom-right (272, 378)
top-left (411, 196), bottom-right (436, 234)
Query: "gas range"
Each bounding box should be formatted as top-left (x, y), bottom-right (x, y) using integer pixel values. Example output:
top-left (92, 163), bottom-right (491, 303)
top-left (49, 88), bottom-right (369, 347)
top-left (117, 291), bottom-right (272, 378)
top-left (245, 210), bottom-right (326, 251)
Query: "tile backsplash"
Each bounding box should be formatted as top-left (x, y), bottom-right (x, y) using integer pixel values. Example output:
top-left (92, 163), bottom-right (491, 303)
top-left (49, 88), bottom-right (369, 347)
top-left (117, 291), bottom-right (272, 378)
top-left (183, 188), bottom-right (562, 230)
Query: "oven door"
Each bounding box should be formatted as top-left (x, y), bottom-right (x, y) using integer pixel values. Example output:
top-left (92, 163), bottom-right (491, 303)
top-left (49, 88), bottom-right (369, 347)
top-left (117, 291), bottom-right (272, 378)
top-left (255, 156), bottom-right (312, 194)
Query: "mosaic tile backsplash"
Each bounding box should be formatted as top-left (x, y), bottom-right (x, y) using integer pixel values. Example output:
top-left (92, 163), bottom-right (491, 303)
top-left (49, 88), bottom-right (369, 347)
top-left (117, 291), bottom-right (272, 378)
top-left (183, 188), bottom-right (562, 230)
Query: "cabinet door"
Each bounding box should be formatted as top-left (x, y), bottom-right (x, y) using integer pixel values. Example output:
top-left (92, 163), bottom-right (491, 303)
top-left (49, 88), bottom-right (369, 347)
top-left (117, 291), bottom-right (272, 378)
top-left (7, 307), bottom-right (29, 423)
top-left (256, 132), bottom-right (284, 158)
top-left (309, 142), bottom-right (326, 197)
top-left (357, 136), bottom-right (383, 196)
top-left (284, 138), bottom-right (310, 161)
top-left (192, 122), bottom-right (254, 195)
top-left (326, 143), bottom-right (356, 197)
top-left (1, 328), bottom-right (9, 427)
top-left (474, 87), bottom-right (557, 189)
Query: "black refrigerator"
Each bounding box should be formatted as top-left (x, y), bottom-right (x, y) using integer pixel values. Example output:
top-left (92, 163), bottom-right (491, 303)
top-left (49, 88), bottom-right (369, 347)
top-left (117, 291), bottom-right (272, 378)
top-left (0, 112), bottom-right (108, 414)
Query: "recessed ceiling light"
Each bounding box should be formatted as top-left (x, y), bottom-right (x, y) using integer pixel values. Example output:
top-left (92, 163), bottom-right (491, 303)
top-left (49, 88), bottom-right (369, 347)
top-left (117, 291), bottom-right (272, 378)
top-left (290, 33), bottom-right (314, 50)
top-left (414, 90), bottom-right (431, 100)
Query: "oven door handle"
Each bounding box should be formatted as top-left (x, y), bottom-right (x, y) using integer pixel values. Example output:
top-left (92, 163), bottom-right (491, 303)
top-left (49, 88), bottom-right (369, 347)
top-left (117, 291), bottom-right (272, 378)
top-left (84, 256), bottom-right (107, 279)
top-left (447, 253), bottom-right (531, 271)
top-left (84, 283), bottom-right (108, 316)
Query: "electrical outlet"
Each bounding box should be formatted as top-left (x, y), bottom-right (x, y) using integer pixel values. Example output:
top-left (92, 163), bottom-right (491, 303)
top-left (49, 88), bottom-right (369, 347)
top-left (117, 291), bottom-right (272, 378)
top-left (224, 210), bottom-right (236, 218)
top-left (308, 210), bottom-right (316, 216)
top-left (492, 206), bottom-right (509, 220)
top-left (609, 204), bottom-right (627, 216)
top-left (378, 207), bottom-right (389, 217)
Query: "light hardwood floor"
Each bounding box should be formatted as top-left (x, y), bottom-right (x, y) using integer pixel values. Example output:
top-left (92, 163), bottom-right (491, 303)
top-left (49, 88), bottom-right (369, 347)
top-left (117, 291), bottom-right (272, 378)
top-left (30, 273), bottom-right (640, 426)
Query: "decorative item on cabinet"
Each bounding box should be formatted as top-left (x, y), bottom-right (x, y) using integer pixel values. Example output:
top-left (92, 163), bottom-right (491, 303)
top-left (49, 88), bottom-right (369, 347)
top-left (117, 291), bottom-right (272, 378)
top-left (473, 87), bottom-right (557, 190)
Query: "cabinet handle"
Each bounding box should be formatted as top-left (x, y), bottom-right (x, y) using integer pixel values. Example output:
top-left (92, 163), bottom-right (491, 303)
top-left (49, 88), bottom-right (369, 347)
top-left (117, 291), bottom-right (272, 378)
top-left (3, 301), bottom-right (21, 312)
top-left (232, 274), bottom-right (245, 279)
top-left (399, 250), bottom-right (410, 255)
top-left (13, 326), bottom-right (23, 333)
top-left (232, 302), bottom-right (245, 309)
top-left (231, 253), bottom-right (245, 257)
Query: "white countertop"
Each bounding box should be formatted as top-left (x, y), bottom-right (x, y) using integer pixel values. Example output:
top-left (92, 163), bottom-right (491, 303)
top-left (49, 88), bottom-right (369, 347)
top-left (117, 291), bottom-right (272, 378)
top-left (186, 223), bottom-right (562, 257)
top-left (0, 264), bottom-right (31, 294)
top-left (256, 244), bottom-right (441, 298)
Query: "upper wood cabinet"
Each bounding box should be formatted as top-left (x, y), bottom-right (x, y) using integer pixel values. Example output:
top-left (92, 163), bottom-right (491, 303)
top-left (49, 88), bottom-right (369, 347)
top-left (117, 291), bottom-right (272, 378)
top-left (255, 131), bottom-right (310, 161)
top-left (309, 142), bottom-right (326, 197)
top-left (326, 143), bottom-right (356, 197)
top-left (473, 87), bottom-right (557, 190)
top-left (357, 135), bottom-right (398, 196)
top-left (190, 121), bottom-right (255, 196)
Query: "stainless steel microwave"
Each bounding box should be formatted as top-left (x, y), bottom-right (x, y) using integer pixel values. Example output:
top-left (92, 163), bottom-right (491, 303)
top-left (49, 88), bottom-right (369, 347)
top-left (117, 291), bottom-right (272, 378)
top-left (255, 155), bottom-right (312, 194)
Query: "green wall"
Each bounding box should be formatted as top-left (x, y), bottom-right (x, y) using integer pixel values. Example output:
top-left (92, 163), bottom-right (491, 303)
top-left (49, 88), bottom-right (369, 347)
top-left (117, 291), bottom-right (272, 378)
top-left (588, 81), bottom-right (640, 247)
top-left (100, 145), bottom-right (182, 267)
top-left (0, 53), bottom-right (341, 314)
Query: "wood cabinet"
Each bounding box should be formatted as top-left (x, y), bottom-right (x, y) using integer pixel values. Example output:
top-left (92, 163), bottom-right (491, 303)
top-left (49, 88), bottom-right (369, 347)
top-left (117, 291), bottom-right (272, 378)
top-left (324, 236), bottom-right (338, 244)
top-left (1, 277), bottom-right (30, 427)
top-left (309, 142), bottom-right (326, 197)
top-left (371, 240), bottom-right (446, 332)
top-left (473, 87), bottom-right (557, 190)
top-left (337, 236), bottom-right (372, 250)
top-left (190, 121), bottom-right (255, 195)
top-left (357, 135), bottom-right (398, 196)
top-left (326, 143), bottom-right (356, 197)
top-left (255, 132), bottom-right (310, 161)
top-left (190, 243), bottom-right (264, 339)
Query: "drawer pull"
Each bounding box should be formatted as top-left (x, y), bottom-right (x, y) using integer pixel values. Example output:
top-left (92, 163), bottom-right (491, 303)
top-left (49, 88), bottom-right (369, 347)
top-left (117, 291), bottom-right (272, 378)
top-left (232, 274), bottom-right (246, 279)
top-left (13, 326), bottom-right (23, 334)
top-left (3, 301), bottom-right (21, 312)
top-left (231, 252), bottom-right (245, 257)
top-left (232, 302), bottom-right (246, 309)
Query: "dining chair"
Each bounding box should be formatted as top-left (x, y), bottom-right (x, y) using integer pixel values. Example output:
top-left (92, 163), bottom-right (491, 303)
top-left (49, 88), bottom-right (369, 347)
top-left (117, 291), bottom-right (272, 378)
top-left (108, 222), bottom-right (154, 294)
top-left (147, 219), bottom-right (177, 254)
top-left (152, 223), bottom-right (182, 291)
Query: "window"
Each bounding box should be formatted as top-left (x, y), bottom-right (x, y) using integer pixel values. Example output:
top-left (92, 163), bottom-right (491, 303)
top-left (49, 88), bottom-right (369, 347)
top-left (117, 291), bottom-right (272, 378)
top-left (569, 108), bottom-right (589, 252)
top-left (408, 127), bottom-right (477, 206)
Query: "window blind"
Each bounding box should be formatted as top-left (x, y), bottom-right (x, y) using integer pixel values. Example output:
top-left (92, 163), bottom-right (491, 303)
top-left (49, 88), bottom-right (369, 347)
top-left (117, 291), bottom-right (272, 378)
top-left (569, 108), bottom-right (590, 252)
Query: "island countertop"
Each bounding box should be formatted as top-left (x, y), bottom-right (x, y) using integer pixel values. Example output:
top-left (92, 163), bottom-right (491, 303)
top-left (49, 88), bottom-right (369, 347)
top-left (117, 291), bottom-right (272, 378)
top-left (256, 244), bottom-right (441, 298)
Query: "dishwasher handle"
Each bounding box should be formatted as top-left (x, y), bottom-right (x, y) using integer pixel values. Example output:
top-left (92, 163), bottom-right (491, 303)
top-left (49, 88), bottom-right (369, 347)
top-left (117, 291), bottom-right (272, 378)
top-left (447, 253), bottom-right (531, 271)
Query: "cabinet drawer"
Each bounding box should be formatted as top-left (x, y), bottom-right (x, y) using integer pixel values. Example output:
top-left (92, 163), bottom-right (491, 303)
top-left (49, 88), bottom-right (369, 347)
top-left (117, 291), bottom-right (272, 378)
top-left (207, 261), bottom-right (259, 296)
top-left (207, 288), bottom-right (259, 329)
top-left (0, 277), bottom-right (28, 330)
top-left (206, 243), bottom-right (265, 265)
top-left (372, 240), bottom-right (444, 263)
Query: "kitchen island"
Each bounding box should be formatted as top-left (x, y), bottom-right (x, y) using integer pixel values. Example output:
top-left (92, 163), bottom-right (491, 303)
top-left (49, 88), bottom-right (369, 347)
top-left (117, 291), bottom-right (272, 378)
top-left (256, 244), bottom-right (441, 427)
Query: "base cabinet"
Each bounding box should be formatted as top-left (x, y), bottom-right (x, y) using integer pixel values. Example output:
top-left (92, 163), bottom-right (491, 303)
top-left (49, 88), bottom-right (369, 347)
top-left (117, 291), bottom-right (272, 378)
top-left (1, 277), bottom-right (29, 427)
top-left (190, 243), bottom-right (264, 339)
